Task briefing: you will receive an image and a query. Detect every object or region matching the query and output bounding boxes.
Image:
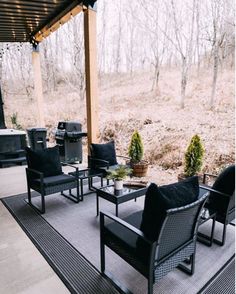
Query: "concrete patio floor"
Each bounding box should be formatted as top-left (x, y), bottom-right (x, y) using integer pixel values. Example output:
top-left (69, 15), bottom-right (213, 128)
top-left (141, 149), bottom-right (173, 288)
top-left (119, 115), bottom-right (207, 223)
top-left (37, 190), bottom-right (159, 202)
top-left (0, 165), bottom-right (234, 294)
top-left (0, 165), bottom-right (69, 294)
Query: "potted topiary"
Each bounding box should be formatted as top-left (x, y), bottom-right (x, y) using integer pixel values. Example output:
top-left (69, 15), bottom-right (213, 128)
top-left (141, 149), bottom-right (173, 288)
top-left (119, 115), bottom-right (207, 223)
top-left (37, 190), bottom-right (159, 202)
top-left (178, 134), bottom-right (204, 181)
top-left (106, 165), bottom-right (133, 190)
top-left (128, 130), bottom-right (149, 177)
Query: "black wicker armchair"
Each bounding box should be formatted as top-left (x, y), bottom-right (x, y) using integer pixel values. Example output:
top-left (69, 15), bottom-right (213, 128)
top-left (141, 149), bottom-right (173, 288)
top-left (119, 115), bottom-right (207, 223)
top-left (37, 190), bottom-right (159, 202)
top-left (89, 141), bottom-right (130, 177)
top-left (100, 177), bottom-right (207, 294)
top-left (198, 165), bottom-right (235, 246)
top-left (25, 146), bottom-right (80, 214)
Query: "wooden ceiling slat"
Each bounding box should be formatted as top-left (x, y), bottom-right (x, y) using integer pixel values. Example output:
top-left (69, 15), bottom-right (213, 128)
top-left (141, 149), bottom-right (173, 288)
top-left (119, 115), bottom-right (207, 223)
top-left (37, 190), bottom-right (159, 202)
top-left (0, 14), bottom-right (47, 20)
top-left (0, 6), bottom-right (55, 15)
top-left (0, 28), bottom-right (32, 32)
top-left (0, 11), bottom-right (53, 18)
top-left (0, 1), bottom-right (57, 9)
top-left (0, 0), bottom-right (94, 43)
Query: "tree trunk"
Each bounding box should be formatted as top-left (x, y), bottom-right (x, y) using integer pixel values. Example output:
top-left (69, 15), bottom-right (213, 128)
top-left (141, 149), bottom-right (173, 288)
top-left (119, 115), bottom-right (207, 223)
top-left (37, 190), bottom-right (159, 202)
top-left (180, 57), bottom-right (187, 109)
top-left (152, 59), bottom-right (160, 92)
top-left (210, 42), bottom-right (219, 109)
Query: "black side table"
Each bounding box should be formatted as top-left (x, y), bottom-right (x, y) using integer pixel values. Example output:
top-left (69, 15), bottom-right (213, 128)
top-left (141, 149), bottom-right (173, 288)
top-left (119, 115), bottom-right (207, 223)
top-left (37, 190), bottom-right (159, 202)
top-left (197, 208), bottom-right (216, 246)
top-left (96, 184), bottom-right (147, 217)
top-left (69, 168), bottom-right (104, 200)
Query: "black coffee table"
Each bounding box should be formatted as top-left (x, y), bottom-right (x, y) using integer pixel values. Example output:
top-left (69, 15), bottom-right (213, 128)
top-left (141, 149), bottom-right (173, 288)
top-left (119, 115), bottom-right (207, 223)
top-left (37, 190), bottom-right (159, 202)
top-left (96, 184), bottom-right (148, 217)
top-left (69, 168), bottom-right (104, 200)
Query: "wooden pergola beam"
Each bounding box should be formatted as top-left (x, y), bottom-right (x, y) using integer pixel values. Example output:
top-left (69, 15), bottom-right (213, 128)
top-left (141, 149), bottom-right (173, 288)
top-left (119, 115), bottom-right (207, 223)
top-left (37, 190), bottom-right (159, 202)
top-left (34, 5), bottom-right (84, 42)
top-left (84, 6), bottom-right (99, 150)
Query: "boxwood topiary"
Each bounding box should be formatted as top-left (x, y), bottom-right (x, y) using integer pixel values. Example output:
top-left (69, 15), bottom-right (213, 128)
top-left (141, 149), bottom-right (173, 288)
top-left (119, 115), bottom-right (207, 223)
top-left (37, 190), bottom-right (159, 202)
top-left (128, 130), bottom-right (144, 163)
top-left (184, 134), bottom-right (204, 177)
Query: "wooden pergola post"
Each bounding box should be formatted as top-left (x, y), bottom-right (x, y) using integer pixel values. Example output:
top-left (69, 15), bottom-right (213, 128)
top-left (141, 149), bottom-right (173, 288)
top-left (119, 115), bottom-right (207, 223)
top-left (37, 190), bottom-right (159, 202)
top-left (84, 5), bottom-right (99, 151)
top-left (32, 44), bottom-right (45, 127)
top-left (0, 84), bottom-right (6, 128)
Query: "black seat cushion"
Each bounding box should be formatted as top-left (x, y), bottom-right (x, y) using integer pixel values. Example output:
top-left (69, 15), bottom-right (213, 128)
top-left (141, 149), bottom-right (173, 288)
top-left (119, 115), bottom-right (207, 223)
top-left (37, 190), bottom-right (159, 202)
top-left (91, 141), bottom-right (118, 166)
top-left (104, 211), bottom-right (150, 271)
top-left (26, 146), bottom-right (62, 177)
top-left (33, 174), bottom-right (75, 187)
top-left (105, 211), bottom-right (143, 251)
top-left (140, 176), bottom-right (199, 242)
top-left (207, 165), bottom-right (235, 215)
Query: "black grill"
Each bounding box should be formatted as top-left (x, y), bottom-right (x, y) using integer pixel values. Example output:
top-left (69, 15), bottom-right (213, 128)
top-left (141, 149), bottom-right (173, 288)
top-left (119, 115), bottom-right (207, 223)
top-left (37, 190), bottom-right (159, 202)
top-left (55, 121), bottom-right (87, 163)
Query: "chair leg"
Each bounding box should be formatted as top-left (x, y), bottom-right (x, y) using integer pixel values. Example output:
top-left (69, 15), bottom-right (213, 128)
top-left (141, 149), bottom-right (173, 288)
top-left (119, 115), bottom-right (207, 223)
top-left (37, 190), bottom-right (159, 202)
top-left (27, 191), bottom-right (46, 214)
top-left (41, 193), bottom-right (45, 214)
top-left (148, 276), bottom-right (154, 294)
top-left (78, 179), bottom-right (82, 201)
top-left (27, 184), bottom-right (31, 204)
top-left (214, 222), bottom-right (227, 246)
top-left (177, 253), bottom-right (195, 275)
top-left (197, 216), bottom-right (216, 246)
top-left (100, 241), bottom-right (105, 273)
top-left (61, 191), bottom-right (80, 203)
top-left (190, 253), bottom-right (195, 275)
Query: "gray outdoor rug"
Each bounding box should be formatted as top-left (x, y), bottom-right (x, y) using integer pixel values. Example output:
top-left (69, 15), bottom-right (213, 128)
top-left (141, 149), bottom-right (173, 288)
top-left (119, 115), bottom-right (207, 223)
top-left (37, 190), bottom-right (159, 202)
top-left (2, 190), bottom-right (235, 294)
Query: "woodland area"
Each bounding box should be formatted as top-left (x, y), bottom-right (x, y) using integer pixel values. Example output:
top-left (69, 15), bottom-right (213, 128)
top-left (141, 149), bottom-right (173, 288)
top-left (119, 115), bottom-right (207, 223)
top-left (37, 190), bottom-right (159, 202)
top-left (0, 0), bottom-right (234, 184)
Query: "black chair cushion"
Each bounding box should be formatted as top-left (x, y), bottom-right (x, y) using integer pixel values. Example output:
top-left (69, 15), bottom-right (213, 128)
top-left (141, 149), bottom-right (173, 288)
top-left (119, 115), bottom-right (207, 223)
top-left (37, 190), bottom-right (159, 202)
top-left (106, 211), bottom-right (142, 250)
top-left (34, 174), bottom-right (75, 187)
top-left (26, 146), bottom-right (62, 177)
top-left (91, 141), bottom-right (118, 166)
top-left (140, 176), bottom-right (199, 242)
top-left (105, 211), bottom-right (150, 274)
top-left (207, 165), bottom-right (235, 215)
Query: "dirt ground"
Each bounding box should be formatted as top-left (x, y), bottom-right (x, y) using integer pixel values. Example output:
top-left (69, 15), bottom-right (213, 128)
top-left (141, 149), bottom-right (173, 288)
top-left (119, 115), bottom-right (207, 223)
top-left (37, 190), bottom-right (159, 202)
top-left (4, 68), bottom-right (235, 185)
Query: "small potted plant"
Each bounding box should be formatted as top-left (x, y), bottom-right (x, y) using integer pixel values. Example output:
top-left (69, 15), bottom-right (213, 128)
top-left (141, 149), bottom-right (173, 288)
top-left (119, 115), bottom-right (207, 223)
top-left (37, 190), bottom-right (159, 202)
top-left (106, 165), bottom-right (133, 190)
top-left (178, 134), bottom-right (204, 181)
top-left (128, 130), bottom-right (149, 177)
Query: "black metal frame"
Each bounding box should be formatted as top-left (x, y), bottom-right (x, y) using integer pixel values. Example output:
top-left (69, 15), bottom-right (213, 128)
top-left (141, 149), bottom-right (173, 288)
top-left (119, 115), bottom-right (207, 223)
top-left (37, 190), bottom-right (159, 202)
top-left (199, 172), bottom-right (235, 246)
top-left (89, 152), bottom-right (131, 189)
top-left (26, 163), bottom-right (80, 214)
top-left (69, 168), bottom-right (104, 201)
top-left (100, 194), bottom-right (208, 294)
top-left (96, 185), bottom-right (147, 217)
top-left (198, 207), bottom-right (216, 246)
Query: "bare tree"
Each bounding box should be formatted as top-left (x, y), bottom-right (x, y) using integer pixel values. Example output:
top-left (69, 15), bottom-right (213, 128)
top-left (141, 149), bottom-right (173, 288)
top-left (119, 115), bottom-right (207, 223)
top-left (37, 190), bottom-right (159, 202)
top-left (164, 0), bottom-right (196, 108)
top-left (207, 0), bottom-right (234, 109)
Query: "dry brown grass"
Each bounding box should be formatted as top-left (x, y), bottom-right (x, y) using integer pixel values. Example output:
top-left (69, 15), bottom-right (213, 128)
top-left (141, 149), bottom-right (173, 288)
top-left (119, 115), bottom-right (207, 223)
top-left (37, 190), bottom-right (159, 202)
top-left (4, 68), bottom-right (235, 184)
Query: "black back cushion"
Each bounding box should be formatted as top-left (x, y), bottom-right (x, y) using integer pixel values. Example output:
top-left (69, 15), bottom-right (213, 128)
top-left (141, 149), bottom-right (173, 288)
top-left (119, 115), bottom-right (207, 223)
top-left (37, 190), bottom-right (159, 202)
top-left (91, 141), bottom-right (118, 166)
top-left (207, 165), bottom-right (235, 214)
top-left (140, 176), bottom-right (199, 242)
top-left (26, 145), bottom-right (62, 177)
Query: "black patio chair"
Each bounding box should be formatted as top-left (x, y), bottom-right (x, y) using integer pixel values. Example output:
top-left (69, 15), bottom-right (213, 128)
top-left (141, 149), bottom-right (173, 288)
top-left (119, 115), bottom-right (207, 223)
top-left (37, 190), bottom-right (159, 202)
top-left (100, 176), bottom-right (207, 294)
top-left (25, 145), bottom-right (80, 214)
top-left (198, 164), bottom-right (235, 246)
top-left (89, 140), bottom-right (131, 181)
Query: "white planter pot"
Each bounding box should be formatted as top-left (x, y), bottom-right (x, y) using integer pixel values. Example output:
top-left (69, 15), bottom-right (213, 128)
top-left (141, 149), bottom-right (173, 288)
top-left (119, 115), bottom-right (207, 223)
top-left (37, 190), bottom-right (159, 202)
top-left (114, 180), bottom-right (123, 190)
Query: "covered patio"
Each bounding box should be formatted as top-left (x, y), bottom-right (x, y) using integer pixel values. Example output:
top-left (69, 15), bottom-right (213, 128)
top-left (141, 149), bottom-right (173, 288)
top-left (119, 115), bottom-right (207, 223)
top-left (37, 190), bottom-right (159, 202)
top-left (0, 164), bottom-right (235, 293)
top-left (0, 1), bottom-right (235, 294)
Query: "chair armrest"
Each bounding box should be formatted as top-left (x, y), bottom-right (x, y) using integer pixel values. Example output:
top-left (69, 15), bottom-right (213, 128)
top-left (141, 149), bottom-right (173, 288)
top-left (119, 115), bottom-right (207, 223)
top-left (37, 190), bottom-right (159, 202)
top-left (61, 162), bottom-right (78, 169)
top-left (203, 173), bottom-right (217, 184)
top-left (90, 157), bottom-right (110, 168)
top-left (61, 162), bottom-right (79, 175)
top-left (116, 155), bottom-right (131, 160)
top-left (26, 167), bottom-right (43, 177)
top-left (100, 211), bottom-right (153, 245)
top-left (200, 185), bottom-right (231, 198)
top-left (26, 167), bottom-right (44, 185)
